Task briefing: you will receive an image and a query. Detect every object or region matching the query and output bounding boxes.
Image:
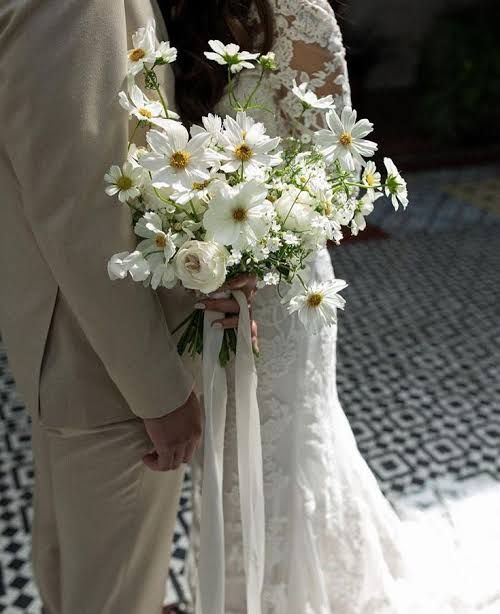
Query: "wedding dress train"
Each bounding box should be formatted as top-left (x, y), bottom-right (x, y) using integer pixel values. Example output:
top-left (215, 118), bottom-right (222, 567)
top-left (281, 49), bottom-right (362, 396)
top-left (188, 1), bottom-right (470, 611)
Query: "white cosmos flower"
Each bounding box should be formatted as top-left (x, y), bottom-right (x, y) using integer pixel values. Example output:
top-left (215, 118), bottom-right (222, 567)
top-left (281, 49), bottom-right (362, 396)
top-left (147, 253), bottom-right (177, 290)
top-left (119, 84), bottom-right (179, 123)
top-left (134, 212), bottom-right (177, 260)
top-left (292, 80), bottom-right (335, 110)
top-left (384, 158), bottom-right (409, 210)
top-left (350, 194), bottom-right (381, 236)
top-left (127, 22), bottom-right (157, 76)
top-left (315, 107), bottom-right (378, 170)
top-left (105, 161), bottom-right (144, 203)
top-left (190, 114), bottom-right (223, 147)
top-left (204, 40), bottom-right (259, 74)
top-left (156, 41), bottom-right (177, 64)
top-left (107, 250), bottom-right (150, 282)
top-left (287, 279), bottom-right (347, 332)
top-left (140, 123), bottom-right (212, 189)
top-left (204, 180), bottom-right (275, 251)
top-left (219, 112), bottom-right (281, 178)
top-left (362, 161), bottom-right (382, 200)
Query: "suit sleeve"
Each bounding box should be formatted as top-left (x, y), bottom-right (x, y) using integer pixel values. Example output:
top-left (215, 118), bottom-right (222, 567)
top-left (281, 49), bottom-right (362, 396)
top-left (1, 0), bottom-right (194, 418)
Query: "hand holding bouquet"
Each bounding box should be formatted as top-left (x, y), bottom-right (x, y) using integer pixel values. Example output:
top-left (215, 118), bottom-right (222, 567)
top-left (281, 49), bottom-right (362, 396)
top-left (106, 22), bottom-right (409, 364)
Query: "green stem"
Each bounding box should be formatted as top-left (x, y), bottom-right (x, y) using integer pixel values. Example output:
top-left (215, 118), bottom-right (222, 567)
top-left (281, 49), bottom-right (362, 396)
top-left (128, 121), bottom-right (141, 150)
top-left (243, 67), bottom-right (265, 110)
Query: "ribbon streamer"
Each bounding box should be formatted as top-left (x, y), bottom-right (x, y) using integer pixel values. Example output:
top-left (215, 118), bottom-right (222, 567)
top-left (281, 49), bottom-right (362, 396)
top-left (196, 290), bottom-right (265, 614)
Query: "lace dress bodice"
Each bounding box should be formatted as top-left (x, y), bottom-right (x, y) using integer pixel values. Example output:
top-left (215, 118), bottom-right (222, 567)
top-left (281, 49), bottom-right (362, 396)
top-left (217, 0), bottom-right (351, 135)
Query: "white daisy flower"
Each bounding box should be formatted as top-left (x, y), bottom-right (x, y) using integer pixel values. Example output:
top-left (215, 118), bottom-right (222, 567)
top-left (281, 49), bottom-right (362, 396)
top-left (190, 114), bottom-right (224, 147)
top-left (287, 279), bottom-right (347, 332)
top-left (227, 250), bottom-right (243, 266)
top-left (134, 212), bottom-right (177, 260)
top-left (350, 195), bottom-right (380, 236)
top-left (362, 161), bottom-right (382, 200)
top-left (292, 80), bottom-right (335, 110)
top-left (105, 161), bottom-right (144, 203)
top-left (156, 41), bottom-right (177, 64)
top-left (170, 177), bottom-right (214, 206)
top-left (257, 271), bottom-right (280, 288)
top-left (119, 84), bottom-right (179, 123)
top-left (282, 232), bottom-right (301, 246)
top-left (204, 40), bottom-right (259, 74)
top-left (219, 112), bottom-right (281, 178)
top-left (140, 123), bottom-right (212, 190)
top-left (147, 253), bottom-right (177, 290)
top-left (315, 107), bottom-right (378, 170)
top-left (384, 158), bottom-right (409, 210)
top-left (107, 250), bottom-right (151, 282)
top-left (127, 22), bottom-right (157, 76)
top-left (203, 180), bottom-right (275, 251)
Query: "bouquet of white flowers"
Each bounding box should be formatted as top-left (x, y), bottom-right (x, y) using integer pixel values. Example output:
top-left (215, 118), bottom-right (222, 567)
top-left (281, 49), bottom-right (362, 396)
top-left (104, 22), bottom-right (409, 614)
top-left (106, 22), bottom-right (409, 366)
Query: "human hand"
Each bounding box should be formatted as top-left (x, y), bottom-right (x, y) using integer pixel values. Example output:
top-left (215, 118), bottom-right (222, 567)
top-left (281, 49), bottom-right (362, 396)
top-left (194, 273), bottom-right (259, 352)
top-left (142, 391), bottom-right (202, 472)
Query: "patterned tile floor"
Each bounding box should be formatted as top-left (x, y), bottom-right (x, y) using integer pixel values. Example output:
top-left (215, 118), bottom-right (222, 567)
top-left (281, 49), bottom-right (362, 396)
top-left (1, 164), bottom-right (499, 612)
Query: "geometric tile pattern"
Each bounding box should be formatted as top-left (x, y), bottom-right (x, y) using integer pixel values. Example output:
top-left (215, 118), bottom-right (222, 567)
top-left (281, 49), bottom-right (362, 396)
top-left (1, 165), bottom-right (500, 611)
top-left (369, 163), bottom-right (500, 235)
top-left (334, 223), bottom-right (500, 500)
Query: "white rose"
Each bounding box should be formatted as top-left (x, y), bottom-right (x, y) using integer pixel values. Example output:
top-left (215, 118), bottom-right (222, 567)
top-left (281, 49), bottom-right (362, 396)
top-left (175, 240), bottom-right (229, 294)
top-left (274, 188), bottom-right (316, 232)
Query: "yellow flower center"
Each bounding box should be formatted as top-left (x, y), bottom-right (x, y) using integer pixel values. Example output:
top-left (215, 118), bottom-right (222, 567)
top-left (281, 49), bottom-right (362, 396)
top-left (235, 143), bottom-right (253, 162)
top-left (365, 173), bottom-right (376, 187)
top-left (170, 150), bottom-right (191, 169)
top-left (139, 107), bottom-right (153, 119)
top-left (339, 132), bottom-right (353, 146)
top-left (192, 180), bottom-right (210, 191)
top-left (155, 233), bottom-right (167, 248)
top-left (116, 175), bottom-right (133, 191)
top-left (232, 207), bottom-right (248, 222)
top-left (307, 292), bottom-right (323, 308)
top-left (323, 204), bottom-right (332, 216)
top-left (185, 254), bottom-right (201, 273)
top-left (129, 48), bottom-right (146, 62)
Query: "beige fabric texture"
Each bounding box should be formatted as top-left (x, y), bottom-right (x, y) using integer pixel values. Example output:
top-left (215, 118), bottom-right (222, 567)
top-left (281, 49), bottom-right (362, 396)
top-left (0, 0), bottom-right (194, 428)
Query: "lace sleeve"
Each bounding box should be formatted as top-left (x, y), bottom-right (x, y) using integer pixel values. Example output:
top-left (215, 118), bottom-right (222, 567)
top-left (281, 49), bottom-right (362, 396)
top-left (266, 0), bottom-right (352, 134)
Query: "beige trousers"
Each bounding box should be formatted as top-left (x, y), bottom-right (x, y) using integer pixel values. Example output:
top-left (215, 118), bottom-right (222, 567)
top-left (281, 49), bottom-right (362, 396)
top-left (31, 417), bottom-right (183, 614)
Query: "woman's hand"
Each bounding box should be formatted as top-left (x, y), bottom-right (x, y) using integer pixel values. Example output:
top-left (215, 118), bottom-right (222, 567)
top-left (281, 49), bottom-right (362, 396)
top-left (194, 273), bottom-right (259, 352)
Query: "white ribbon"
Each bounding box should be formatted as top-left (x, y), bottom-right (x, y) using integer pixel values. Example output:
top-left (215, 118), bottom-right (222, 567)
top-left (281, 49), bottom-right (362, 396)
top-left (196, 290), bottom-right (265, 614)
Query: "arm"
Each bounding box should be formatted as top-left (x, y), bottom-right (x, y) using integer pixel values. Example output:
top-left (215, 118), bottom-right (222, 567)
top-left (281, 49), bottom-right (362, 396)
top-left (268, 0), bottom-right (352, 132)
top-left (1, 0), bottom-right (193, 419)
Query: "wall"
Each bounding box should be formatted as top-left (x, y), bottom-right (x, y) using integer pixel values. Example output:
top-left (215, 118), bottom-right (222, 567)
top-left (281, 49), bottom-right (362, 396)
top-left (342, 0), bottom-right (479, 89)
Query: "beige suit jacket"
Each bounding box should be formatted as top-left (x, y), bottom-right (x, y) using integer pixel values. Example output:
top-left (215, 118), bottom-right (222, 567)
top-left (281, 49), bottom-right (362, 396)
top-left (0, 0), bottom-right (195, 427)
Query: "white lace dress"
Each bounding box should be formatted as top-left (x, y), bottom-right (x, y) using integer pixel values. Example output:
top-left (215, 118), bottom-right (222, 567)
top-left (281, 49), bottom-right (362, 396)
top-left (188, 1), bottom-right (469, 612)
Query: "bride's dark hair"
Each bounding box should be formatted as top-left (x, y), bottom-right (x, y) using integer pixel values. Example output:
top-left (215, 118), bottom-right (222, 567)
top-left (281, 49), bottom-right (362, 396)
top-left (158, 0), bottom-right (274, 125)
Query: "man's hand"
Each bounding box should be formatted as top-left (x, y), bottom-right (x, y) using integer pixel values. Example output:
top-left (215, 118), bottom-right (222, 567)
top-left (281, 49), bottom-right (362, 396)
top-left (194, 273), bottom-right (259, 352)
top-left (143, 391), bottom-right (202, 472)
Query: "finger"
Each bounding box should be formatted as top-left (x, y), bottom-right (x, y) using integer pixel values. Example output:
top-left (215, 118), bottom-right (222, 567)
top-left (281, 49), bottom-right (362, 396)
top-left (143, 451), bottom-right (160, 471)
top-left (212, 316), bottom-right (239, 330)
top-left (171, 445), bottom-right (186, 470)
top-left (156, 448), bottom-right (174, 472)
top-left (251, 320), bottom-right (259, 354)
top-left (251, 320), bottom-right (258, 339)
top-left (196, 298), bottom-right (241, 314)
top-left (226, 273), bottom-right (257, 290)
top-left (183, 439), bottom-right (198, 464)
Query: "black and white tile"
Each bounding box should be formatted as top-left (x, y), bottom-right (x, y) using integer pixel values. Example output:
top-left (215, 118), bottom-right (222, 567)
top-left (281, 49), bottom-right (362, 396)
top-left (1, 165), bottom-right (500, 612)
